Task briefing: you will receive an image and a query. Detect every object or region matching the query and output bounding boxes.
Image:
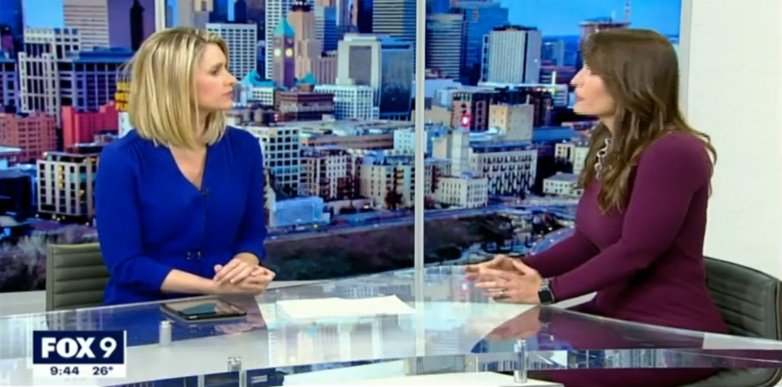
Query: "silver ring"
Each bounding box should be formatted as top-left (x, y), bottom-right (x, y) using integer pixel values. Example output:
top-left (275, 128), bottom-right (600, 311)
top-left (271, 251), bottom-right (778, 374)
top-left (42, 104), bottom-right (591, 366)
top-left (499, 289), bottom-right (505, 298)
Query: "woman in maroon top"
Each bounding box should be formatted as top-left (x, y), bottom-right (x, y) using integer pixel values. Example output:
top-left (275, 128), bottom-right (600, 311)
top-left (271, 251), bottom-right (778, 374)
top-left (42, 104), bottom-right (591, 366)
top-left (467, 29), bottom-right (728, 387)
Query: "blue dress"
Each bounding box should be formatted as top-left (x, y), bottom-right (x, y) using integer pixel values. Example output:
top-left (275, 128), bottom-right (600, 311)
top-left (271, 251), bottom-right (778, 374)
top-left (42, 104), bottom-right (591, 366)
top-left (95, 127), bottom-right (267, 305)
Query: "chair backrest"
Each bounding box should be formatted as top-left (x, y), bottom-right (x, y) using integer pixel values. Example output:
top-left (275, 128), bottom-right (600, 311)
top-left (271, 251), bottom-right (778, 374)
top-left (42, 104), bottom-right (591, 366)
top-left (682, 257), bottom-right (782, 387)
top-left (45, 243), bottom-right (109, 311)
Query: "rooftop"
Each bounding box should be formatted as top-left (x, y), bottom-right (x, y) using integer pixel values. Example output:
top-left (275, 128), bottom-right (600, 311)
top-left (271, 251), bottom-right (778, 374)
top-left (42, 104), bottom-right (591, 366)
top-left (0, 169), bottom-right (31, 179)
top-left (241, 69), bottom-right (277, 88)
top-left (64, 48), bottom-right (134, 63)
top-left (296, 72), bottom-right (317, 86)
top-left (274, 19), bottom-right (295, 37)
top-left (0, 146), bottom-right (22, 155)
top-left (470, 140), bottom-right (536, 151)
top-left (532, 126), bottom-right (581, 142)
top-left (546, 173), bottom-right (579, 182)
top-left (284, 119), bottom-right (413, 136)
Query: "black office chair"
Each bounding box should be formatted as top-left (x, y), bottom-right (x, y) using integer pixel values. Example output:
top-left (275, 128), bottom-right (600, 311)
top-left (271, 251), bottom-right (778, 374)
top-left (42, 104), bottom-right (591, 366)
top-left (45, 243), bottom-right (109, 311)
top-left (682, 257), bottom-right (782, 387)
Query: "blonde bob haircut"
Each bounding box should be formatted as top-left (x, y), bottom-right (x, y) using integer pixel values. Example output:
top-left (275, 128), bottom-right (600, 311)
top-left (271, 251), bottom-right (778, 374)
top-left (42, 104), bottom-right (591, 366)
top-left (119, 27), bottom-right (230, 149)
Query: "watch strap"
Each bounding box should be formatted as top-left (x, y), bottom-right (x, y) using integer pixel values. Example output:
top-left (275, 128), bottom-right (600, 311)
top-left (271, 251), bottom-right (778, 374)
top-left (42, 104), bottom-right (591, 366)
top-left (538, 278), bottom-right (556, 305)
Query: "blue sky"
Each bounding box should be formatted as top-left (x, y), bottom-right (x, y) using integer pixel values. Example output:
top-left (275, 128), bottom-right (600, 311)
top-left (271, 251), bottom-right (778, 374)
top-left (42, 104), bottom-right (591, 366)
top-left (23, 0), bottom-right (64, 28)
top-left (498, 0), bottom-right (681, 37)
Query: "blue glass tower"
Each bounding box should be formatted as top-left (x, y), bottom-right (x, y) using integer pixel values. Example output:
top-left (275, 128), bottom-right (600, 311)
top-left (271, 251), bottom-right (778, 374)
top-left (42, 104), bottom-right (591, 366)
top-left (453, 1), bottom-right (509, 85)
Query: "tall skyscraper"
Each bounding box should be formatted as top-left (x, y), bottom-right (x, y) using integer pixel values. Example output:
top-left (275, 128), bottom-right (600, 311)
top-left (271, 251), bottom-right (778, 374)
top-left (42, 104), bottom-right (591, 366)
top-left (169, 0), bottom-right (199, 27)
top-left (353, 0), bottom-right (372, 33)
top-left (0, 25), bottom-right (14, 54)
top-left (483, 25), bottom-right (542, 84)
top-left (272, 19), bottom-right (295, 89)
top-left (425, 14), bottom-right (463, 79)
top-left (210, 0), bottom-right (229, 22)
top-left (427, 0), bottom-right (449, 13)
top-left (337, 34), bottom-right (412, 119)
top-left (0, 54), bottom-right (18, 109)
top-left (371, 0), bottom-right (415, 68)
top-left (452, 1), bottom-right (508, 85)
top-left (108, 0), bottom-right (155, 49)
top-left (18, 28), bottom-right (81, 123)
top-left (235, 0), bottom-right (249, 22)
top-left (289, 0), bottom-right (313, 75)
top-left (207, 23), bottom-right (258, 80)
top-left (288, 0), bottom-right (317, 55)
top-left (0, 0), bottom-right (22, 52)
top-left (130, 0), bottom-right (145, 50)
top-left (265, 0), bottom-right (294, 79)
top-left (314, 4), bottom-right (338, 51)
top-left (245, 0), bottom-right (265, 40)
top-left (192, 0), bottom-right (213, 27)
top-left (333, 0), bottom-right (350, 31)
top-left (63, 0), bottom-right (110, 50)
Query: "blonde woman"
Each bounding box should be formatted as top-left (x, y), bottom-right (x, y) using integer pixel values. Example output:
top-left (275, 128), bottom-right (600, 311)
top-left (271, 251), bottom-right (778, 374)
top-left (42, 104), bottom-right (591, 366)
top-left (95, 27), bottom-right (275, 305)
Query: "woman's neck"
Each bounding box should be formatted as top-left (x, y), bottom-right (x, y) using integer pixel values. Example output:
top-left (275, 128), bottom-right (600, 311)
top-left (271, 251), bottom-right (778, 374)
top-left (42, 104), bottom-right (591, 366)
top-left (196, 117), bottom-right (207, 141)
top-left (599, 116), bottom-right (615, 133)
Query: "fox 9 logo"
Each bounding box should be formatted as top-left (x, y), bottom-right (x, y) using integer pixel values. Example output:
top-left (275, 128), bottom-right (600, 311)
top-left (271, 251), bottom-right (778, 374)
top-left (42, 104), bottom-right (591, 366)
top-left (32, 331), bottom-right (125, 365)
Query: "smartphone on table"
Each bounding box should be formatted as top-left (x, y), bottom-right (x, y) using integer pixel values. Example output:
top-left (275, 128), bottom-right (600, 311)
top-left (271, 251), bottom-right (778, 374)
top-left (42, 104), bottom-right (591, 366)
top-left (161, 299), bottom-right (247, 322)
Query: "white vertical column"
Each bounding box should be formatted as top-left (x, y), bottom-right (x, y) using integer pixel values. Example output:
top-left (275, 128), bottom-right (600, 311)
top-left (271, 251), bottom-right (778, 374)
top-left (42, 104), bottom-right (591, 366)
top-left (413, 0), bottom-right (427, 372)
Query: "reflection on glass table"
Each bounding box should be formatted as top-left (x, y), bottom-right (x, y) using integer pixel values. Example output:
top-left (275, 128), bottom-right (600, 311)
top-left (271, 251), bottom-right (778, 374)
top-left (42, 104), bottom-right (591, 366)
top-left (0, 266), bottom-right (781, 386)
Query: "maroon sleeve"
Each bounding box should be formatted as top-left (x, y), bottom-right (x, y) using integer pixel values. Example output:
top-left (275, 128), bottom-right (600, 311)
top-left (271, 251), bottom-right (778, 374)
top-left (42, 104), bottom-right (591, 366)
top-left (522, 228), bottom-right (600, 278)
top-left (550, 135), bottom-right (711, 301)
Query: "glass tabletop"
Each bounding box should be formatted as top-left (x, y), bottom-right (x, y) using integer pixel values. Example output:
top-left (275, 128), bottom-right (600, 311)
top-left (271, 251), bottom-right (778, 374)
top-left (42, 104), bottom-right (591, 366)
top-left (1, 266), bottom-right (781, 386)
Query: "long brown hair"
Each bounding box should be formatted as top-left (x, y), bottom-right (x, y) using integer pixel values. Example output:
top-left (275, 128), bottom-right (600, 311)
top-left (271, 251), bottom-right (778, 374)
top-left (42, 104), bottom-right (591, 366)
top-left (576, 29), bottom-right (716, 213)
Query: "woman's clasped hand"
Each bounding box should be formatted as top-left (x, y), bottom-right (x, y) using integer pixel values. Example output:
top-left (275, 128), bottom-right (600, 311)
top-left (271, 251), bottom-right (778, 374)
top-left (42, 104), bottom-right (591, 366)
top-left (466, 255), bottom-right (544, 305)
top-left (212, 256), bottom-right (275, 295)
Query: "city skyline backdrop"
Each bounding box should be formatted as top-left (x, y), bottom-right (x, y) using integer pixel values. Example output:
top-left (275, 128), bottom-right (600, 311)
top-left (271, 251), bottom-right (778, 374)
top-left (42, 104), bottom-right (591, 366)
top-left (0, 0), bottom-right (686, 293)
top-left (20, 0), bottom-right (682, 38)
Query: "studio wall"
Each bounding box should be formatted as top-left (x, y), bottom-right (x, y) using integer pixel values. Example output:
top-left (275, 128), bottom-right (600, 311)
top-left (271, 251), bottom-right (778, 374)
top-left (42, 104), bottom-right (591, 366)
top-left (682, 0), bottom-right (782, 278)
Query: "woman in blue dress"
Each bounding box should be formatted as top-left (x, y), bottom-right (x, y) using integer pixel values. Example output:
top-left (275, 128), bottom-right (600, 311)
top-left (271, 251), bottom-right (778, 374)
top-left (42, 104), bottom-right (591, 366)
top-left (95, 27), bottom-right (275, 306)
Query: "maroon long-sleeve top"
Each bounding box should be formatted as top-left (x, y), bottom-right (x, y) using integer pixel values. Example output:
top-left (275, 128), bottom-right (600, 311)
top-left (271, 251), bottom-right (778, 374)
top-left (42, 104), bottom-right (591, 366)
top-left (526, 131), bottom-right (728, 333)
top-left (521, 131), bottom-right (729, 387)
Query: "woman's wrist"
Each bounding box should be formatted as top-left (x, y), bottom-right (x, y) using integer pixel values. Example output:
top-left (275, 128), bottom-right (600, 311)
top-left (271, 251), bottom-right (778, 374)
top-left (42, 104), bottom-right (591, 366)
top-left (234, 252), bottom-right (260, 266)
top-left (200, 277), bottom-right (224, 295)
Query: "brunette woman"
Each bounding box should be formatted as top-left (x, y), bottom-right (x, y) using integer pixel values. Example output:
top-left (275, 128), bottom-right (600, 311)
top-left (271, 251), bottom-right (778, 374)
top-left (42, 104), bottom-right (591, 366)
top-left (467, 28), bottom-right (728, 387)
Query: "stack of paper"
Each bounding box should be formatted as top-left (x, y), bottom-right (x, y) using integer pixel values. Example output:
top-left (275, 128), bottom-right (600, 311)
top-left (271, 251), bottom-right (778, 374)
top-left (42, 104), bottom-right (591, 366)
top-left (276, 296), bottom-right (415, 320)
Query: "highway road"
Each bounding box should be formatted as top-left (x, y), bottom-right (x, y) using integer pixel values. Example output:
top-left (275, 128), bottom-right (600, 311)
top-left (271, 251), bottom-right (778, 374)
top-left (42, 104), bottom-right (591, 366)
top-left (268, 202), bottom-right (575, 243)
top-left (268, 207), bottom-right (486, 242)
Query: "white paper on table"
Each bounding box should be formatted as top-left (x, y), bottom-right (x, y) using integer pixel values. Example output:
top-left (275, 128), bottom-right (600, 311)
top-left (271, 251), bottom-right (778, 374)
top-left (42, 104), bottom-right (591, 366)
top-left (276, 295), bottom-right (415, 320)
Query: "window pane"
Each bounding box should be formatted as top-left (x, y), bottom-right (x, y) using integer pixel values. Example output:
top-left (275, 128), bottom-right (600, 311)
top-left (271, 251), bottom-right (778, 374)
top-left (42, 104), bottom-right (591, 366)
top-left (161, 0), bottom-right (418, 285)
top-left (422, 0), bottom-right (682, 287)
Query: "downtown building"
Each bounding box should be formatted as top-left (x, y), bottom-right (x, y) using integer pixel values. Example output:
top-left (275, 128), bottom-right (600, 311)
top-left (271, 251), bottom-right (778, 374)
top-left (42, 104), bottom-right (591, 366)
top-left (36, 151), bottom-right (98, 221)
top-left (206, 22), bottom-right (258, 80)
top-left (0, 52), bottom-right (18, 110)
top-left (17, 28), bottom-right (130, 127)
top-left (336, 34), bottom-right (413, 120)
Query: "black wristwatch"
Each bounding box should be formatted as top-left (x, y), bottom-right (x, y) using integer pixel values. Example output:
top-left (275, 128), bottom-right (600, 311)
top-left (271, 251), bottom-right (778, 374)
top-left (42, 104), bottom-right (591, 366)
top-left (538, 278), bottom-right (556, 305)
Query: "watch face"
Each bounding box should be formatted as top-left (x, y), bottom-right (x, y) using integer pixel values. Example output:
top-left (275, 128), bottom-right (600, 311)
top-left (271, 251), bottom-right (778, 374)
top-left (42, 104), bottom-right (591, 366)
top-left (538, 278), bottom-right (554, 304)
top-left (538, 288), bottom-right (555, 304)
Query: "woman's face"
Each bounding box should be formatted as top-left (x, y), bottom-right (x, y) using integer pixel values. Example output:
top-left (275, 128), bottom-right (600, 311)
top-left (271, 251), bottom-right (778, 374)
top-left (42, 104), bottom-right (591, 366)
top-left (570, 65), bottom-right (616, 118)
top-left (194, 43), bottom-right (237, 113)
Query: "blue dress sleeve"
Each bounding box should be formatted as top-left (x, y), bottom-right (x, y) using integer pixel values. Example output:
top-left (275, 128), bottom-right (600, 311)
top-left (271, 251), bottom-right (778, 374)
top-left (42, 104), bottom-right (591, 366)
top-left (234, 137), bottom-right (267, 262)
top-left (95, 146), bottom-right (173, 294)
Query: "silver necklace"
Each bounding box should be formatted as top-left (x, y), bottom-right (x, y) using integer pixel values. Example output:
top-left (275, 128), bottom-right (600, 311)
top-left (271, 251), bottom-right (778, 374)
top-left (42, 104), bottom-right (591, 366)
top-left (594, 137), bottom-right (612, 179)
